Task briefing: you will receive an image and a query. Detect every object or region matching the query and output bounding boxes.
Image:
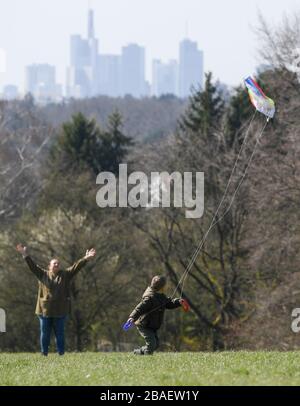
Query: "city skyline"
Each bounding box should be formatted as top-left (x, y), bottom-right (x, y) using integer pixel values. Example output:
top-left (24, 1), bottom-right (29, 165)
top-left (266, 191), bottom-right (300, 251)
top-left (0, 0), bottom-right (299, 97)
top-left (9, 10), bottom-right (205, 102)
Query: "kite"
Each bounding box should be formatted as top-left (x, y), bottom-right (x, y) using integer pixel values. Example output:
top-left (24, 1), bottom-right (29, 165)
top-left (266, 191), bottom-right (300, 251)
top-left (244, 76), bottom-right (275, 119)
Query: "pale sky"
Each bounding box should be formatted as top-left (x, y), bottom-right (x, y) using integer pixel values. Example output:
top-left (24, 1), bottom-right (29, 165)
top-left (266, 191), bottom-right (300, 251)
top-left (0, 0), bottom-right (299, 93)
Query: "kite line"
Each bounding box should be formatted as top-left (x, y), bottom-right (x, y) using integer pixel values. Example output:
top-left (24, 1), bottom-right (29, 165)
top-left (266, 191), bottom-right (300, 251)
top-left (173, 116), bottom-right (270, 299)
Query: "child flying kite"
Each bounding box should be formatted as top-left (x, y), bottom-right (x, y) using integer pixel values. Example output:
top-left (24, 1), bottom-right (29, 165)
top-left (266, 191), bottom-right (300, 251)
top-left (126, 276), bottom-right (184, 355)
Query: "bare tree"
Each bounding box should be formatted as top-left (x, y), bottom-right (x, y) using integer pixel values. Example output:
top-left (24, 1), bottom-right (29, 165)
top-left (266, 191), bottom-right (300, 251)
top-left (0, 100), bottom-right (53, 222)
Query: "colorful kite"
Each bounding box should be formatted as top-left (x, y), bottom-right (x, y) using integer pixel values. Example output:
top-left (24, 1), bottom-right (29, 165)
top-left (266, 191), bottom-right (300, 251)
top-left (244, 76), bottom-right (275, 119)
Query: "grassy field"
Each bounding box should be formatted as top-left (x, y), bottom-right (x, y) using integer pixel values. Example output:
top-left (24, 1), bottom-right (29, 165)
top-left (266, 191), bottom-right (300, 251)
top-left (1, 352), bottom-right (300, 386)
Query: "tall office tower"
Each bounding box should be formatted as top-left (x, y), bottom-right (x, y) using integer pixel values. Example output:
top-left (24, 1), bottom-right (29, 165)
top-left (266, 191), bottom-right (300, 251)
top-left (179, 39), bottom-right (203, 98)
top-left (87, 8), bottom-right (99, 96)
top-left (98, 54), bottom-right (121, 97)
top-left (121, 44), bottom-right (147, 98)
top-left (25, 64), bottom-right (61, 102)
top-left (67, 35), bottom-right (90, 98)
top-left (70, 34), bottom-right (90, 68)
top-left (66, 9), bottom-right (99, 98)
top-left (152, 59), bottom-right (178, 96)
top-left (88, 9), bottom-right (95, 39)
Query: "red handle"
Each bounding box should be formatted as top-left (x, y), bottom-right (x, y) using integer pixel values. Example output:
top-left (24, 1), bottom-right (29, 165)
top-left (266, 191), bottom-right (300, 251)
top-left (181, 299), bottom-right (190, 312)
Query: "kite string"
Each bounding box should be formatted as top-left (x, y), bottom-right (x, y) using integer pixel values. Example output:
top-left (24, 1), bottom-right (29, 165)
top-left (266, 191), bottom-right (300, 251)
top-left (209, 118), bottom-right (269, 229)
top-left (173, 114), bottom-right (269, 299)
top-left (178, 118), bottom-right (269, 298)
top-left (170, 111), bottom-right (257, 298)
top-left (176, 117), bottom-right (269, 299)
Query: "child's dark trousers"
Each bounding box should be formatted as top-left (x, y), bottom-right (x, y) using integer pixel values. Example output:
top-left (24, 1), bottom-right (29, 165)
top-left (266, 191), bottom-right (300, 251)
top-left (137, 326), bottom-right (159, 354)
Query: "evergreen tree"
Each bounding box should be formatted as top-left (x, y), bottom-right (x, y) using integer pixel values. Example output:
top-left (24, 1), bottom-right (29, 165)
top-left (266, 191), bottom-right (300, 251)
top-left (179, 72), bottom-right (225, 138)
top-left (51, 112), bottom-right (102, 175)
top-left (51, 111), bottom-right (132, 176)
top-left (98, 110), bottom-right (133, 174)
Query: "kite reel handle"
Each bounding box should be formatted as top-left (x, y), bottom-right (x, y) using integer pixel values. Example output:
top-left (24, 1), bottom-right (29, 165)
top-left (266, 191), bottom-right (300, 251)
top-left (122, 320), bottom-right (134, 331)
top-left (180, 299), bottom-right (190, 312)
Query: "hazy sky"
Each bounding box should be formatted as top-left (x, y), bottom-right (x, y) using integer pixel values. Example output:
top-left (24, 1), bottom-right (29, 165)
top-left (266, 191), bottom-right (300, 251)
top-left (0, 0), bottom-right (299, 92)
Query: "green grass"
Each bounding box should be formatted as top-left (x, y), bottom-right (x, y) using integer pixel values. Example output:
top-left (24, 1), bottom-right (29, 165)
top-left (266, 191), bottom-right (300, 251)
top-left (1, 352), bottom-right (300, 386)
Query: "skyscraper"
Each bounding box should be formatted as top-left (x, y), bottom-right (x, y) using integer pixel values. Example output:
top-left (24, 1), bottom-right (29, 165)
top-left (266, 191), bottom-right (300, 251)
top-left (66, 9), bottom-right (99, 98)
top-left (87, 9), bottom-right (99, 96)
top-left (152, 59), bottom-right (178, 96)
top-left (179, 39), bottom-right (203, 98)
top-left (70, 35), bottom-right (90, 68)
top-left (88, 9), bottom-right (95, 39)
top-left (121, 44), bottom-right (147, 98)
top-left (98, 54), bottom-right (121, 97)
top-left (25, 64), bottom-right (61, 102)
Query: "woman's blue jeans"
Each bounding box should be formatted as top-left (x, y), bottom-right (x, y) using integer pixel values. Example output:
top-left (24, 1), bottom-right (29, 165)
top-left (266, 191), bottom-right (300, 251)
top-left (38, 316), bottom-right (66, 355)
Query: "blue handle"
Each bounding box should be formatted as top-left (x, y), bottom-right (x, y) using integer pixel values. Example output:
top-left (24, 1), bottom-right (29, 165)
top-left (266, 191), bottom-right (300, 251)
top-left (123, 320), bottom-right (133, 331)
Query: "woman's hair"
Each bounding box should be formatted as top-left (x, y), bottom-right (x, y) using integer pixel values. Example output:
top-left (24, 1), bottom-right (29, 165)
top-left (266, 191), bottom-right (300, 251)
top-left (151, 275), bottom-right (167, 291)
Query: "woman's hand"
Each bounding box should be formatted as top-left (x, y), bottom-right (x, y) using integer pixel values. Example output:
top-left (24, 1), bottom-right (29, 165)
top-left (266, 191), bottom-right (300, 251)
top-left (84, 248), bottom-right (96, 261)
top-left (16, 243), bottom-right (27, 256)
